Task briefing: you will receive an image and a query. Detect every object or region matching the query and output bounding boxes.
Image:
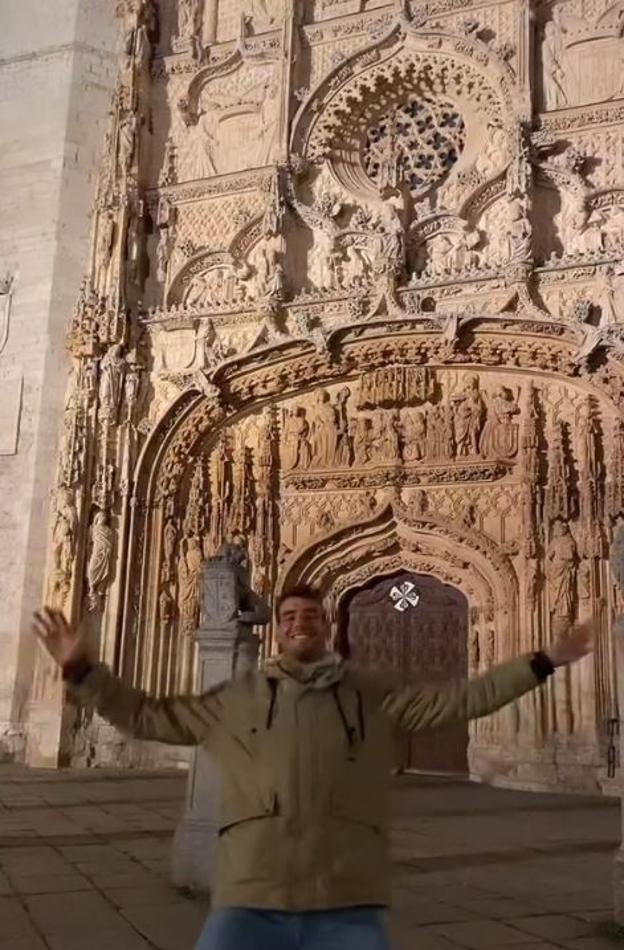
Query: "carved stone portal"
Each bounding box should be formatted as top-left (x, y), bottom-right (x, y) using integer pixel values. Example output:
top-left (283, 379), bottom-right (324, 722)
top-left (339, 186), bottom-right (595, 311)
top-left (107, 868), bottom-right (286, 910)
top-left (29, 0), bottom-right (624, 805)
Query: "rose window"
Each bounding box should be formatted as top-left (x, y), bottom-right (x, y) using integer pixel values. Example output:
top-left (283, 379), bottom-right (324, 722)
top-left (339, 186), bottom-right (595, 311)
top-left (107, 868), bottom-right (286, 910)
top-left (363, 96), bottom-right (466, 195)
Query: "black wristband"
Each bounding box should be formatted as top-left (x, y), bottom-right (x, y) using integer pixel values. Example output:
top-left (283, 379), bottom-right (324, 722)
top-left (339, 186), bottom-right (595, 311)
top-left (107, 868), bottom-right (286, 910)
top-left (62, 657), bottom-right (93, 685)
top-left (530, 651), bottom-right (555, 682)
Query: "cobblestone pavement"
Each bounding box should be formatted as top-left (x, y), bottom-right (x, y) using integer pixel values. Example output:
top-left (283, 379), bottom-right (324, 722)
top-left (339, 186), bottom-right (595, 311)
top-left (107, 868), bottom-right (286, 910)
top-left (0, 765), bottom-right (622, 950)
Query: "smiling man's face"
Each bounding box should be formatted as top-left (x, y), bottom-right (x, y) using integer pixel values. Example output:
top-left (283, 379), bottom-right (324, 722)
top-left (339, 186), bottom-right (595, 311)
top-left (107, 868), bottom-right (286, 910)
top-left (276, 596), bottom-right (329, 663)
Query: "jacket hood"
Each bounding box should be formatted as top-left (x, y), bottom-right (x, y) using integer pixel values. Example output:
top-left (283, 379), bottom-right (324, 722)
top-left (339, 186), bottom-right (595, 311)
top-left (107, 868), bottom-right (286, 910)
top-left (262, 652), bottom-right (345, 690)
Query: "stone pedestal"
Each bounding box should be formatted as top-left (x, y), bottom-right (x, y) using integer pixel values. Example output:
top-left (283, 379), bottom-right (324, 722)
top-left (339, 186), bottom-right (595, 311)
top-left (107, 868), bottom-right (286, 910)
top-left (613, 616), bottom-right (624, 923)
top-left (171, 550), bottom-right (265, 893)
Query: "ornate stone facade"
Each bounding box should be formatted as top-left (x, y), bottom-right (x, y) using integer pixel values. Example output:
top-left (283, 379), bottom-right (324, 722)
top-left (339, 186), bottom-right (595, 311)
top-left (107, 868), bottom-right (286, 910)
top-left (25, 0), bottom-right (624, 789)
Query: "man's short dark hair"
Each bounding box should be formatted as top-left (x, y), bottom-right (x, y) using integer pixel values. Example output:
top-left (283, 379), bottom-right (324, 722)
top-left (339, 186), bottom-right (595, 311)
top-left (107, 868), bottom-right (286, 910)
top-left (276, 583), bottom-right (324, 617)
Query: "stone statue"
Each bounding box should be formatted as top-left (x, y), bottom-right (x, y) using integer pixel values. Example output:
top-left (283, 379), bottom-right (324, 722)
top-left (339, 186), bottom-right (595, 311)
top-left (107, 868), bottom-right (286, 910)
top-left (159, 585), bottom-right (175, 628)
top-left (310, 390), bottom-right (339, 469)
top-left (163, 517), bottom-right (177, 582)
top-left (204, 542), bottom-right (271, 628)
top-left (117, 112), bottom-right (138, 178)
top-left (505, 196), bottom-right (532, 263)
top-left (156, 226), bottom-right (175, 285)
top-left (542, 20), bottom-right (568, 111)
top-left (334, 388), bottom-right (351, 467)
top-left (185, 110), bottom-right (218, 181)
top-left (402, 409), bottom-right (427, 462)
top-left (96, 211), bottom-right (116, 290)
top-left (52, 488), bottom-right (77, 576)
top-left (178, 536), bottom-right (203, 629)
top-left (87, 510), bottom-right (114, 611)
top-left (178, 0), bottom-right (202, 41)
top-left (377, 410), bottom-right (401, 463)
top-left (350, 416), bottom-right (371, 467)
top-left (341, 238), bottom-right (370, 287)
top-left (547, 521), bottom-right (578, 622)
top-left (480, 387), bottom-right (521, 459)
top-left (99, 344), bottom-right (126, 422)
top-left (452, 375), bottom-right (485, 457)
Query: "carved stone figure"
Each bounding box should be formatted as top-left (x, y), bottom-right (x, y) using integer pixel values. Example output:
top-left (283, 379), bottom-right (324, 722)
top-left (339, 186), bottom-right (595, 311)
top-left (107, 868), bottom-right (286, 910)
top-left (341, 238), bottom-right (370, 287)
top-left (96, 212), bottom-right (116, 291)
top-left (159, 585), bottom-right (174, 628)
top-left (163, 517), bottom-right (177, 582)
top-left (117, 112), bottom-right (138, 178)
top-left (99, 344), bottom-right (126, 422)
top-left (452, 376), bottom-right (485, 457)
top-left (377, 410), bottom-right (401, 463)
top-left (403, 409), bottom-right (427, 462)
top-left (310, 390), bottom-right (339, 469)
top-left (480, 387), bottom-right (521, 460)
top-left (542, 20), bottom-right (568, 111)
top-left (334, 388), bottom-right (351, 467)
top-left (87, 511), bottom-right (114, 611)
top-left (156, 226), bottom-right (175, 285)
top-left (350, 416), bottom-right (371, 467)
top-left (178, 0), bottom-right (202, 41)
top-left (505, 196), bottom-right (532, 263)
top-left (52, 488), bottom-right (77, 576)
top-left (178, 536), bottom-right (203, 629)
top-left (547, 521), bottom-right (578, 622)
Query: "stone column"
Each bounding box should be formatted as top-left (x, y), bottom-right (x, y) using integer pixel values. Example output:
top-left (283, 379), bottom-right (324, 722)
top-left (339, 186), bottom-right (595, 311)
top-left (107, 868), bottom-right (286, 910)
top-left (171, 546), bottom-right (268, 892)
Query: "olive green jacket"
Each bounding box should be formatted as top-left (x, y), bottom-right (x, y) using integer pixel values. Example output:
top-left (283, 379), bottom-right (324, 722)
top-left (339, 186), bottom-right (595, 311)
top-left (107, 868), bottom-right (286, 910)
top-left (70, 653), bottom-right (543, 911)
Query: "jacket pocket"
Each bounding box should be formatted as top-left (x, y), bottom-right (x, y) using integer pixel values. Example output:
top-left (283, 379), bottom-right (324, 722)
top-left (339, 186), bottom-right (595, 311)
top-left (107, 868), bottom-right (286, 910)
top-left (218, 791), bottom-right (279, 835)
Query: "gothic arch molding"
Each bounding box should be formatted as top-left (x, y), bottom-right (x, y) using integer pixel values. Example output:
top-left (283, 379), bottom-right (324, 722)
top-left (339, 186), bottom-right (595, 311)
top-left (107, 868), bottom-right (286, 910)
top-left (275, 502), bottom-right (514, 639)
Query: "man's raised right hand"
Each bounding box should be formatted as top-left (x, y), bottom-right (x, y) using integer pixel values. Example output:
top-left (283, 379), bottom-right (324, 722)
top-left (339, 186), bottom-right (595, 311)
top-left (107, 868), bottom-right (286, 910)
top-left (32, 608), bottom-right (89, 671)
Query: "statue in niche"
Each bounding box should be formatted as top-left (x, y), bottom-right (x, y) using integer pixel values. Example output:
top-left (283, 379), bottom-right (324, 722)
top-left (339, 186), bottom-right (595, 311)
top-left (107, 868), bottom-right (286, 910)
top-left (576, 399), bottom-right (599, 476)
top-left (52, 488), bottom-right (78, 577)
top-left (334, 388), bottom-right (352, 467)
top-left (87, 511), bottom-right (114, 611)
top-left (117, 112), bottom-right (138, 179)
top-left (178, 535), bottom-right (203, 629)
top-left (427, 235), bottom-right (454, 278)
top-left (597, 267), bottom-right (618, 327)
top-left (578, 559), bottom-right (592, 601)
top-left (96, 211), bottom-right (116, 291)
top-left (402, 410), bottom-right (427, 462)
top-left (547, 521), bottom-right (578, 622)
top-left (442, 404), bottom-right (456, 461)
top-left (156, 226), bottom-right (175, 285)
top-left (159, 585), bottom-right (174, 629)
top-left (480, 387), bottom-right (521, 460)
top-left (505, 196), bottom-right (532, 263)
top-left (376, 410), bottom-right (401, 463)
top-left (162, 517), bottom-right (177, 582)
top-left (185, 110), bottom-right (218, 181)
top-left (311, 229), bottom-right (342, 291)
top-left (257, 77), bottom-right (281, 166)
top-left (426, 405), bottom-right (444, 460)
top-left (452, 375), bottom-right (485, 458)
top-left (282, 407), bottom-right (312, 471)
top-left (178, 0), bottom-right (202, 42)
top-left (99, 344), bottom-right (126, 423)
top-left (372, 192), bottom-right (405, 277)
top-left (542, 19), bottom-right (568, 111)
top-left (341, 238), bottom-right (371, 287)
top-left (350, 416), bottom-right (371, 467)
top-left (310, 390), bottom-right (339, 469)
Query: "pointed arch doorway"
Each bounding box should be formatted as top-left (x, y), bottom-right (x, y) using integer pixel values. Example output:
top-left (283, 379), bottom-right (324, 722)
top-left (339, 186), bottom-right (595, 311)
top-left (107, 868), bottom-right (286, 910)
top-left (338, 572), bottom-right (469, 774)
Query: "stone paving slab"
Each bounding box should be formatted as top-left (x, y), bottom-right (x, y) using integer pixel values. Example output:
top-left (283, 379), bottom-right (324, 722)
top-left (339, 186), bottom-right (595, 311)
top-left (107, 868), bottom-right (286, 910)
top-left (0, 766), bottom-right (622, 949)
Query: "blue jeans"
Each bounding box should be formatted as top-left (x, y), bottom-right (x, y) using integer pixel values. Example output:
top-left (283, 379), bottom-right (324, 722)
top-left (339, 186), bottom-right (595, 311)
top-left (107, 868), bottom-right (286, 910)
top-left (195, 907), bottom-right (391, 950)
